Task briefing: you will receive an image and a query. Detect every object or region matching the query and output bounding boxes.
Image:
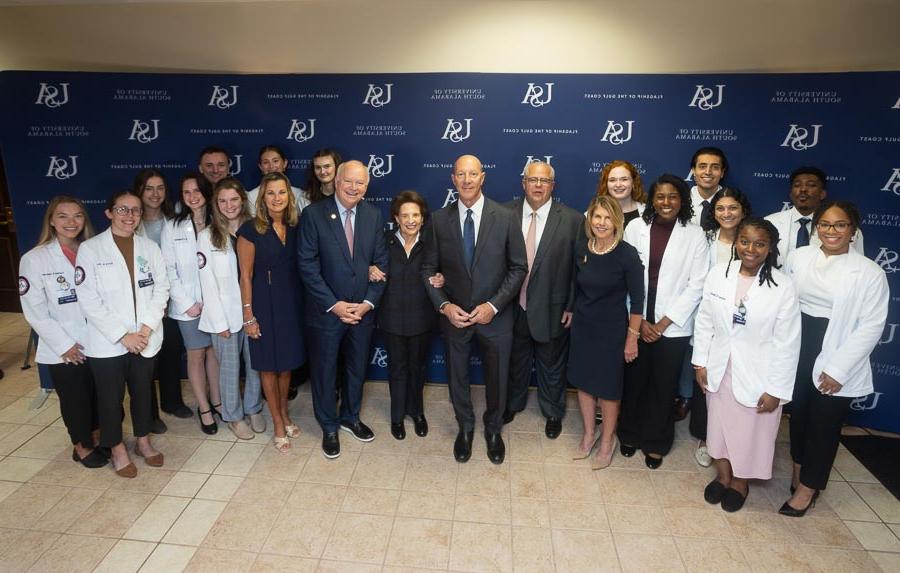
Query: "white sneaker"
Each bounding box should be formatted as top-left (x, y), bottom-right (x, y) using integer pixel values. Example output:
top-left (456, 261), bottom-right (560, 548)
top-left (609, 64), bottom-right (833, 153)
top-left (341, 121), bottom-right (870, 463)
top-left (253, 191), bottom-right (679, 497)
top-left (249, 412), bottom-right (266, 433)
top-left (229, 420), bottom-right (254, 440)
top-left (695, 442), bottom-right (712, 467)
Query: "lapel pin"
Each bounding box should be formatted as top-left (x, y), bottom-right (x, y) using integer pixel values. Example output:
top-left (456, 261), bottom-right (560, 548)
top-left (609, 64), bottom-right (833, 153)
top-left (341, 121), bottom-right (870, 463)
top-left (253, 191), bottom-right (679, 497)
top-left (330, 213), bottom-right (337, 220)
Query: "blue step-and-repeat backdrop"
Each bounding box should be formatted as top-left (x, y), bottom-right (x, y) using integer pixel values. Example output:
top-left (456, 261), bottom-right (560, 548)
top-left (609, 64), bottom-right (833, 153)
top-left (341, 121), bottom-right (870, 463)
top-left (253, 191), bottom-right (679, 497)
top-left (1, 71), bottom-right (897, 430)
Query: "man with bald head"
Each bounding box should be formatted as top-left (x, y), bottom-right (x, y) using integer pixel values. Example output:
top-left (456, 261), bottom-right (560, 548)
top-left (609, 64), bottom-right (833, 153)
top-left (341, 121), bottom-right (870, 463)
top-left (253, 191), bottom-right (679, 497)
top-left (298, 160), bottom-right (389, 459)
top-left (422, 155), bottom-right (528, 464)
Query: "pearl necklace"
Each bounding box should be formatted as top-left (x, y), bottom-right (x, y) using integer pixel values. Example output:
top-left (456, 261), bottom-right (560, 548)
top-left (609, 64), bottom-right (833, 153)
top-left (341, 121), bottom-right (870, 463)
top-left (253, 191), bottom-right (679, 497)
top-left (589, 237), bottom-right (616, 255)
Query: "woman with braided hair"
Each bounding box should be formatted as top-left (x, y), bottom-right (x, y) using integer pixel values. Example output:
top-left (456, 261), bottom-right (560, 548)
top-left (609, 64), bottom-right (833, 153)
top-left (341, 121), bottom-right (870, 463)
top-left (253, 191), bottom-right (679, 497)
top-left (692, 218), bottom-right (802, 512)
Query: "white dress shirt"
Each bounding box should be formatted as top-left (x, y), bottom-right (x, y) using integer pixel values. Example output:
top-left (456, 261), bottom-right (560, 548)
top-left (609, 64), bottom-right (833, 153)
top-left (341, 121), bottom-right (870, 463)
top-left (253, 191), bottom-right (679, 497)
top-left (690, 185), bottom-right (721, 226)
top-left (521, 198), bottom-right (553, 248)
top-left (457, 193), bottom-right (485, 244)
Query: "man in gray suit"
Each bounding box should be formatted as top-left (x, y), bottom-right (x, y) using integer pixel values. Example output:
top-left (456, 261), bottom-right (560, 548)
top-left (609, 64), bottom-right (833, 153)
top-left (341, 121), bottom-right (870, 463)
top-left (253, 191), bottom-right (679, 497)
top-left (504, 161), bottom-right (584, 439)
top-left (422, 154), bottom-right (528, 464)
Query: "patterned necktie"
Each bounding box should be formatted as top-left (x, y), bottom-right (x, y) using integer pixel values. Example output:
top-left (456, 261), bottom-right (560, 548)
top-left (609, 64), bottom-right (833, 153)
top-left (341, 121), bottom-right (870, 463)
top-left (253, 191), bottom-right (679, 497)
top-left (344, 209), bottom-right (354, 257)
top-left (463, 208), bottom-right (475, 270)
top-left (797, 217), bottom-right (811, 248)
top-left (519, 212), bottom-right (537, 310)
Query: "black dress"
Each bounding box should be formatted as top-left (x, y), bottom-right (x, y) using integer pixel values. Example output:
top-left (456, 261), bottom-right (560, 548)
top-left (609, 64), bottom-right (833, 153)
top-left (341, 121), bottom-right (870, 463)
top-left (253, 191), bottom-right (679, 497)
top-left (236, 220), bottom-right (305, 372)
top-left (567, 239), bottom-right (644, 400)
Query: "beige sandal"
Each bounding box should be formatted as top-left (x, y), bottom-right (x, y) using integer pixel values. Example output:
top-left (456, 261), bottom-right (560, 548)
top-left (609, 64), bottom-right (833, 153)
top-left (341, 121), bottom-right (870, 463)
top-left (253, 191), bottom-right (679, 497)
top-left (273, 435), bottom-right (291, 454)
top-left (285, 423), bottom-right (301, 438)
top-left (573, 434), bottom-right (602, 460)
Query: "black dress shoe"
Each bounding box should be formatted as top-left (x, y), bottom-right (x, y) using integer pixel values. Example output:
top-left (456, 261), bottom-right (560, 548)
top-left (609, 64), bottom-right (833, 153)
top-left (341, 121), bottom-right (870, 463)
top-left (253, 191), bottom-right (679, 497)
top-left (96, 446), bottom-right (112, 459)
top-left (340, 420), bottom-right (375, 442)
top-left (704, 480), bottom-right (728, 504)
top-left (454, 430), bottom-right (474, 463)
top-left (485, 432), bottom-right (506, 464)
top-left (72, 448), bottom-right (109, 469)
top-left (721, 487), bottom-right (748, 512)
top-left (545, 417), bottom-right (562, 439)
top-left (412, 415), bottom-right (428, 437)
top-left (502, 409), bottom-right (517, 425)
top-left (778, 490), bottom-right (819, 517)
top-left (620, 443), bottom-right (637, 457)
top-left (322, 431), bottom-right (341, 459)
top-left (674, 397), bottom-right (691, 422)
top-left (197, 408), bottom-right (218, 435)
top-left (391, 422), bottom-right (406, 440)
top-left (150, 417), bottom-right (168, 435)
top-left (162, 404), bottom-right (193, 419)
top-left (644, 454), bottom-right (663, 469)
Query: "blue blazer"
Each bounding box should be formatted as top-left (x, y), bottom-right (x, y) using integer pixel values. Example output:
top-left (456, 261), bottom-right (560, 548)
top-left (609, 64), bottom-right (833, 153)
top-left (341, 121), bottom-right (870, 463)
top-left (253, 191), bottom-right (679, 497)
top-left (298, 197), bottom-right (389, 329)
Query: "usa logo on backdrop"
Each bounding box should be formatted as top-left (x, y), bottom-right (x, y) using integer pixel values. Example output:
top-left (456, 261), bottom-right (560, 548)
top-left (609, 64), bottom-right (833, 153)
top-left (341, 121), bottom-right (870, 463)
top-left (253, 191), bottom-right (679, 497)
top-left (882, 168), bottom-right (900, 195)
top-left (850, 392), bottom-right (885, 411)
top-left (46, 156), bottom-right (78, 180)
top-left (891, 97), bottom-right (899, 109)
top-left (441, 118), bottom-right (472, 143)
top-left (881, 323), bottom-right (898, 346)
top-left (688, 84), bottom-right (725, 110)
top-left (35, 82), bottom-right (70, 108)
top-left (362, 83), bottom-right (393, 107)
top-left (601, 120), bottom-right (634, 145)
top-left (208, 85), bottom-right (239, 109)
top-left (286, 119), bottom-right (316, 143)
top-left (367, 154), bottom-right (394, 178)
top-left (370, 347), bottom-right (388, 368)
top-left (781, 124), bottom-right (822, 150)
top-left (521, 155), bottom-right (553, 176)
top-left (874, 247), bottom-right (899, 273)
top-left (521, 83), bottom-right (554, 108)
top-left (443, 188), bottom-right (459, 207)
top-left (228, 154), bottom-right (243, 177)
top-left (128, 119), bottom-right (160, 143)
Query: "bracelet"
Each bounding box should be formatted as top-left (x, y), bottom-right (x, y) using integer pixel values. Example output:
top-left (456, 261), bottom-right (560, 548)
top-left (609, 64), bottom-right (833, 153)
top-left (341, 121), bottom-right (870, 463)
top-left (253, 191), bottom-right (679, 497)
top-left (243, 317), bottom-right (257, 327)
top-left (627, 327), bottom-right (640, 336)
top-left (242, 303), bottom-right (252, 309)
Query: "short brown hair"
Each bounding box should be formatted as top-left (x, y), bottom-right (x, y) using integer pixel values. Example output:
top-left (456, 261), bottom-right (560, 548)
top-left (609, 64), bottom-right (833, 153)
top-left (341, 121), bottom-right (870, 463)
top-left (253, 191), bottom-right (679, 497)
top-left (390, 190), bottom-right (429, 221)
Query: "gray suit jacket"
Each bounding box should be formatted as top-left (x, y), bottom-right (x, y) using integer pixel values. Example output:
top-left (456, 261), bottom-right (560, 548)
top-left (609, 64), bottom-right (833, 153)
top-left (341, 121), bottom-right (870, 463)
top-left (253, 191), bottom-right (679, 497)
top-left (507, 198), bottom-right (584, 342)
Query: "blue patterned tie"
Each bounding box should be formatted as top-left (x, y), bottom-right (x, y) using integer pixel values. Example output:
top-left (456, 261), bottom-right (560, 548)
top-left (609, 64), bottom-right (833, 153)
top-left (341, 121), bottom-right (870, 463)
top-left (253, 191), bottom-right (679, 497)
top-left (797, 217), bottom-right (811, 248)
top-left (463, 208), bottom-right (475, 270)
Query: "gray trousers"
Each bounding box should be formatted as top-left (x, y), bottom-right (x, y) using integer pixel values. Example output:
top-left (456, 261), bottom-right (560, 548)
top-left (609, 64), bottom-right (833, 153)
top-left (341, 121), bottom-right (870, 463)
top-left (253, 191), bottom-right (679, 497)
top-left (210, 330), bottom-right (262, 422)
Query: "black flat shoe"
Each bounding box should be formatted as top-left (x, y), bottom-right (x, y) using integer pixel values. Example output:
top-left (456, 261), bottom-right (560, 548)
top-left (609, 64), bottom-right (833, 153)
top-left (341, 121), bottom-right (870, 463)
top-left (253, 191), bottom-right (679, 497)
top-left (644, 454), bottom-right (663, 469)
top-left (721, 487), bottom-right (748, 512)
top-left (485, 432), bottom-right (506, 465)
top-left (779, 490), bottom-right (820, 517)
top-left (340, 420), bottom-right (375, 442)
top-left (95, 446), bottom-right (112, 459)
top-left (704, 480), bottom-right (728, 504)
top-left (322, 431), bottom-right (341, 459)
top-left (197, 407), bottom-right (218, 435)
top-left (150, 417), bottom-right (168, 435)
top-left (391, 422), bottom-right (406, 440)
top-left (620, 443), bottom-right (637, 457)
top-left (412, 415), bottom-right (428, 437)
top-left (545, 417), bottom-right (562, 440)
top-left (454, 430), bottom-right (474, 463)
top-left (162, 404), bottom-right (194, 419)
top-left (72, 448), bottom-right (109, 469)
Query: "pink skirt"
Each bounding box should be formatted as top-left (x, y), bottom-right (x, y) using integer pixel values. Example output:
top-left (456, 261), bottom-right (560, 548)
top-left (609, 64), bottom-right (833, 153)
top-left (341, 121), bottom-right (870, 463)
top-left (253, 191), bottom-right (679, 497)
top-left (706, 359), bottom-right (782, 480)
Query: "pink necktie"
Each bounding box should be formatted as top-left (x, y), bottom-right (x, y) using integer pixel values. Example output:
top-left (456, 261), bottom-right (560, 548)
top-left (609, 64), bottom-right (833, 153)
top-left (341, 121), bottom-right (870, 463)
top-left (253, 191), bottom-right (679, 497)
top-left (344, 209), bottom-right (354, 257)
top-left (519, 212), bottom-right (536, 310)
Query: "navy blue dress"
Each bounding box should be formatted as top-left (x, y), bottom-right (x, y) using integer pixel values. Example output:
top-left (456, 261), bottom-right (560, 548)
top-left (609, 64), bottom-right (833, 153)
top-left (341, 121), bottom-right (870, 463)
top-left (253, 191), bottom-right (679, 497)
top-left (236, 220), bottom-right (305, 372)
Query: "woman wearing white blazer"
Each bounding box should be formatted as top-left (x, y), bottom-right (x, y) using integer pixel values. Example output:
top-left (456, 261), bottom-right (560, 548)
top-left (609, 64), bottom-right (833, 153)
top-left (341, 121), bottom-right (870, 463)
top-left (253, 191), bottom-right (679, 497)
top-left (780, 200), bottom-right (889, 517)
top-left (20, 196), bottom-right (108, 468)
top-left (76, 190), bottom-right (170, 477)
top-left (197, 178), bottom-right (265, 440)
top-left (619, 174), bottom-right (710, 469)
top-left (693, 218), bottom-right (801, 512)
top-left (160, 173), bottom-right (221, 435)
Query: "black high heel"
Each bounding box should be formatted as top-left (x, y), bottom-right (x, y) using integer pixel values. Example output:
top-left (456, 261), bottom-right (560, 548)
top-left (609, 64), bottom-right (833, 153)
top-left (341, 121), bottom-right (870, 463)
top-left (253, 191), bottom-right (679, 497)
top-left (779, 490), bottom-right (820, 517)
top-left (211, 403), bottom-right (223, 419)
top-left (198, 407), bottom-right (218, 435)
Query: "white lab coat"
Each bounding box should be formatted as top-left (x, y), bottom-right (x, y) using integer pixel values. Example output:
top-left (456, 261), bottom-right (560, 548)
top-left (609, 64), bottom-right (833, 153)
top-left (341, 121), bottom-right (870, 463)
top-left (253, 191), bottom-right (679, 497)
top-left (196, 228), bottom-right (243, 334)
top-left (623, 218), bottom-right (710, 338)
top-left (765, 207), bottom-right (865, 265)
top-left (784, 247), bottom-right (889, 398)
top-left (18, 239), bottom-right (88, 364)
top-left (75, 229), bottom-right (170, 358)
top-left (692, 263), bottom-right (801, 407)
top-left (246, 185), bottom-right (309, 216)
top-left (160, 218), bottom-right (202, 321)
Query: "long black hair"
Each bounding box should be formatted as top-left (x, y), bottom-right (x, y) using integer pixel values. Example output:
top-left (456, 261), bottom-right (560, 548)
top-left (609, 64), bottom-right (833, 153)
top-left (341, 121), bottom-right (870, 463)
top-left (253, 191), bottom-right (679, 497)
top-left (133, 168), bottom-right (175, 219)
top-left (641, 174), bottom-right (693, 226)
top-left (725, 217), bottom-right (781, 288)
top-left (700, 187), bottom-right (752, 235)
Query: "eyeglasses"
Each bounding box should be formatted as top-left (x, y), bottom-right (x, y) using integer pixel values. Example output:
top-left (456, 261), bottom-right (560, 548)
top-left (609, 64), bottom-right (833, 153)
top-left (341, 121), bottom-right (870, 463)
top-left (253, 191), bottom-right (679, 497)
top-left (524, 177), bottom-right (554, 185)
top-left (815, 221), bottom-right (851, 232)
top-left (112, 206), bottom-right (143, 216)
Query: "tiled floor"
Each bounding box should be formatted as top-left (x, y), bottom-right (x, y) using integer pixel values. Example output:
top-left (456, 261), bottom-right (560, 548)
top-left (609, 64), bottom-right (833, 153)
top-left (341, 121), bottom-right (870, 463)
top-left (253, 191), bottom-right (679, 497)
top-left (0, 310), bottom-right (899, 572)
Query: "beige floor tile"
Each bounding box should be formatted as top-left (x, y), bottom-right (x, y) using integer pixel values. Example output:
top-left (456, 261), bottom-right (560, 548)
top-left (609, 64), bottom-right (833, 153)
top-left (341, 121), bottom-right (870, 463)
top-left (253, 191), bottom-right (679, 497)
top-left (510, 461), bottom-right (547, 499)
top-left (409, 424), bottom-right (458, 458)
top-left (362, 423), bottom-right (414, 455)
top-left (739, 542), bottom-right (815, 572)
top-left (385, 516), bottom-right (452, 569)
top-left (109, 467), bottom-right (177, 495)
top-left (449, 521), bottom-right (513, 573)
top-left (250, 446), bottom-right (310, 481)
top-left (821, 481), bottom-right (881, 522)
top-left (316, 560), bottom-right (381, 573)
top-left (798, 546), bottom-right (881, 573)
top-left (181, 439), bottom-right (234, 473)
top-left (674, 537), bottom-right (750, 572)
top-left (725, 512), bottom-right (798, 544)
top-left (596, 468), bottom-right (659, 506)
top-left (512, 497), bottom-right (551, 527)
top-left (790, 515), bottom-right (863, 548)
top-left (457, 460), bottom-right (511, 498)
top-left (402, 454), bottom-right (459, 493)
top-left (124, 494), bottom-right (190, 542)
top-left (262, 509), bottom-right (337, 557)
top-left (341, 485), bottom-right (400, 515)
top-left (35, 485), bottom-right (105, 533)
top-left (321, 512), bottom-right (393, 564)
top-left (0, 395), bottom-right (59, 424)
top-left (664, 506), bottom-right (733, 539)
top-left (27, 533), bottom-right (116, 573)
top-left (139, 543), bottom-right (197, 573)
top-left (350, 452), bottom-right (407, 489)
top-left (203, 501), bottom-right (279, 552)
top-left (551, 528), bottom-right (620, 573)
top-left (606, 504), bottom-right (669, 535)
top-left (231, 476), bottom-right (293, 507)
top-left (543, 463), bottom-right (602, 501)
top-left (834, 447), bottom-right (880, 483)
top-left (196, 474), bottom-right (244, 501)
top-left (650, 471), bottom-right (712, 509)
top-left (454, 493), bottom-right (512, 524)
top-left (146, 434), bottom-right (205, 471)
top-left (0, 528), bottom-right (60, 572)
top-left (10, 424), bottom-right (70, 459)
top-left (286, 482), bottom-right (347, 512)
top-left (0, 482), bottom-right (69, 529)
top-left (249, 553), bottom-right (318, 572)
top-left (549, 499), bottom-right (610, 531)
top-left (67, 489), bottom-right (155, 537)
top-left (852, 483), bottom-right (900, 523)
top-left (160, 470), bottom-right (209, 498)
top-left (846, 521), bottom-right (900, 552)
top-left (0, 479), bottom-right (20, 503)
top-left (508, 431), bottom-right (545, 462)
top-left (540, 432), bottom-right (585, 465)
top-left (28, 459), bottom-right (117, 490)
top-left (614, 532), bottom-right (686, 573)
top-left (0, 423), bottom-right (43, 455)
top-left (214, 442), bottom-right (265, 477)
top-left (300, 449), bottom-right (361, 485)
top-left (869, 551), bottom-right (900, 572)
top-left (185, 547), bottom-right (258, 572)
top-left (162, 498), bottom-right (228, 546)
top-left (396, 489), bottom-right (455, 520)
top-left (890, 523), bottom-right (900, 538)
top-left (512, 525), bottom-right (555, 573)
top-left (0, 455), bottom-right (49, 481)
top-left (94, 539), bottom-right (156, 573)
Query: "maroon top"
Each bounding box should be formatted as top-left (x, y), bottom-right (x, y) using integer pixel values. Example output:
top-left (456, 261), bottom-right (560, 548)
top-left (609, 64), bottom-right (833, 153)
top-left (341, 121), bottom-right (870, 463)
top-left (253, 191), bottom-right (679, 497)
top-left (646, 217), bottom-right (676, 322)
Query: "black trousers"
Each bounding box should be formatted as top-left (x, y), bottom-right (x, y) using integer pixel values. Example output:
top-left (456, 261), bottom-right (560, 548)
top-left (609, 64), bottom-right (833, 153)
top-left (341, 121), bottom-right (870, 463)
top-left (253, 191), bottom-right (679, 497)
top-left (789, 314), bottom-right (852, 490)
top-left (48, 361), bottom-right (98, 446)
top-left (689, 382), bottom-right (708, 441)
top-left (507, 305), bottom-right (569, 419)
top-left (384, 331), bottom-right (431, 423)
top-left (441, 320), bottom-right (512, 435)
top-left (618, 335), bottom-right (690, 456)
top-left (90, 353), bottom-right (155, 447)
top-left (151, 316), bottom-right (187, 416)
